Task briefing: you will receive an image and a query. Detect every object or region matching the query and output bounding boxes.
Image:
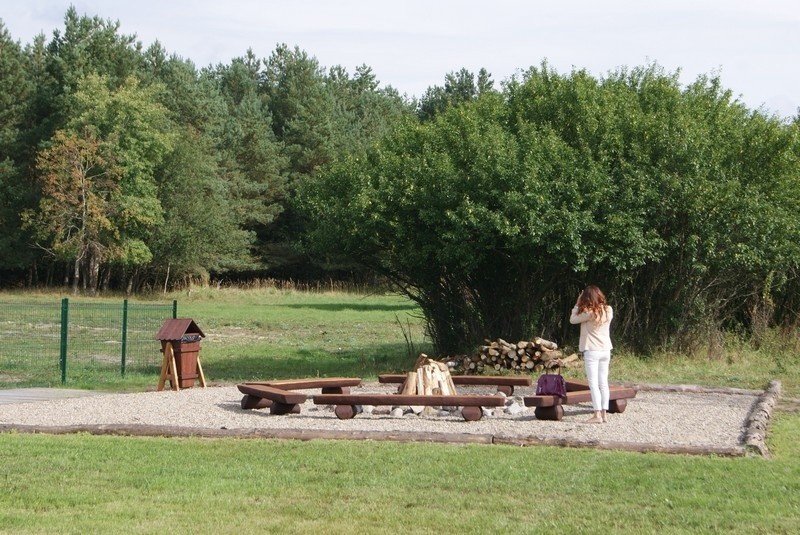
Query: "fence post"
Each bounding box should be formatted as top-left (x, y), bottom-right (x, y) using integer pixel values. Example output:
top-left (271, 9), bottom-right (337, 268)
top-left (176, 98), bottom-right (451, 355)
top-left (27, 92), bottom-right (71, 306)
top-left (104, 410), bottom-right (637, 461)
top-left (59, 297), bottom-right (68, 384)
top-left (121, 299), bottom-right (129, 377)
top-left (172, 299), bottom-right (177, 319)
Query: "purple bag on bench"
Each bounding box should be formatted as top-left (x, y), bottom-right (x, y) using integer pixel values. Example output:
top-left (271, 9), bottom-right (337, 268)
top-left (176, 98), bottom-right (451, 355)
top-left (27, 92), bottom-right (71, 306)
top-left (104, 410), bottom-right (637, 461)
top-left (536, 372), bottom-right (567, 398)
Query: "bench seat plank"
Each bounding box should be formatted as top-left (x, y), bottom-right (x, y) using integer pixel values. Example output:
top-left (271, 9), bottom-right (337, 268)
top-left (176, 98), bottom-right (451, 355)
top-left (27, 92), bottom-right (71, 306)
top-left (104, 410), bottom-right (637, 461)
top-left (378, 374), bottom-right (531, 387)
top-left (564, 379), bottom-right (592, 392)
top-left (313, 393), bottom-right (506, 407)
top-left (379, 374), bottom-right (531, 395)
top-left (244, 377), bottom-right (362, 390)
top-left (315, 393), bottom-right (505, 422)
top-left (237, 384), bottom-right (308, 405)
top-left (523, 387), bottom-right (637, 407)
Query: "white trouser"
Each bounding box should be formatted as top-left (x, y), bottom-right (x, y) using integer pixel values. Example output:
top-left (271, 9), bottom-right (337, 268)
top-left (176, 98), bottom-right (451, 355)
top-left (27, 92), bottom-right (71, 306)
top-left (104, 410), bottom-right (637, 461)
top-left (583, 350), bottom-right (611, 411)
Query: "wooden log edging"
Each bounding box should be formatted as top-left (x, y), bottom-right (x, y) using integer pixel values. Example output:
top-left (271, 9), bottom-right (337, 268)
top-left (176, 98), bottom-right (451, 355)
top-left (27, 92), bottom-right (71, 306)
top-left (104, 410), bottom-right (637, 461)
top-left (0, 423), bottom-right (494, 445)
top-left (618, 382), bottom-right (763, 396)
top-left (742, 379), bottom-right (781, 458)
top-left (0, 421), bottom-right (748, 457)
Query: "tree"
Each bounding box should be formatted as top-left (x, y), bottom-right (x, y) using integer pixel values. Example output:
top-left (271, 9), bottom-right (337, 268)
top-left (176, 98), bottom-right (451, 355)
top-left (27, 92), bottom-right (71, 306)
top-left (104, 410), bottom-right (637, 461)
top-left (259, 44), bottom-right (411, 276)
top-left (264, 44), bottom-right (335, 176)
top-left (46, 7), bottom-right (143, 92)
top-left (417, 68), bottom-right (495, 121)
top-left (22, 128), bottom-right (121, 294)
top-left (147, 129), bottom-right (255, 292)
top-left (302, 93), bottom-right (569, 353)
top-left (214, 52), bottom-right (288, 251)
top-left (0, 21), bottom-right (31, 157)
top-left (302, 64), bottom-right (800, 355)
top-left (25, 73), bottom-right (174, 292)
top-left (30, 7), bottom-right (145, 151)
top-left (0, 21), bottom-right (36, 272)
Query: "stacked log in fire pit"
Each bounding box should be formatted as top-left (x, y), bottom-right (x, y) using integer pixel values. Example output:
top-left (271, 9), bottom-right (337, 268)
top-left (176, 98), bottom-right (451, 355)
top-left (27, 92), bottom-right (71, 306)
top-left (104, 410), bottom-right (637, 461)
top-left (400, 354), bottom-right (458, 396)
top-left (458, 337), bottom-right (580, 374)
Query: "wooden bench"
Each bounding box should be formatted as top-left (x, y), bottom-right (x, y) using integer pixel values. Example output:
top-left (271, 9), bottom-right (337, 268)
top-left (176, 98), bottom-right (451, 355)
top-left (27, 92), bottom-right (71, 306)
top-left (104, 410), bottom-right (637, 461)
top-left (238, 377), bottom-right (362, 411)
top-left (237, 384), bottom-right (310, 415)
top-left (313, 393), bottom-right (506, 421)
top-left (378, 374), bottom-right (532, 396)
top-left (523, 383), bottom-right (637, 421)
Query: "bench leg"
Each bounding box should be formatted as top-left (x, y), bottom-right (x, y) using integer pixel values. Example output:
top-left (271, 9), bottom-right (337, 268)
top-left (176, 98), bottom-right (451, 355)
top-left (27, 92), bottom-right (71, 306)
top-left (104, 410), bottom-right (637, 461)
top-left (534, 405), bottom-right (564, 421)
top-left (461, 406), bottom-right (483, 421)
top-left (270, 402), bottom-right (302, 415)
top-left (334, 405), bottom-right (359, 419)
top-left (608, 399), bottom-right (628, 414)
top-left (241, 394), bottom-right (272, 410)
top-left (321, 386), bottom-right (350, 394)
top-left (497, 385), bottom-right (514, 396)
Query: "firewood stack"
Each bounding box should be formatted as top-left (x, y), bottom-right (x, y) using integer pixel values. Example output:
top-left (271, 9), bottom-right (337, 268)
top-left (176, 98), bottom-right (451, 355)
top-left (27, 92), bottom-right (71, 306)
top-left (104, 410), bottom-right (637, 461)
top-left (458, 337), bottom-right (580, 374)
top-left (399, 354), bottom-right (458, 395)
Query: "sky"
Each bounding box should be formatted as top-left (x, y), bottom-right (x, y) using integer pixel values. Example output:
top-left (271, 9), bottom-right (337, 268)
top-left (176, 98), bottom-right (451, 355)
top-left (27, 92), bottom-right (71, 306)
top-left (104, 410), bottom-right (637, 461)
top-left (2, 0), bottom-right (798, 119)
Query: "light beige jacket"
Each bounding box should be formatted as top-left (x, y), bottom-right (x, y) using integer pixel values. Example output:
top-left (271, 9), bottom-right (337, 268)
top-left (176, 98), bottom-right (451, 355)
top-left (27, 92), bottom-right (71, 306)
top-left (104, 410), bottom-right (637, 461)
top-left (569, 305), bottom-right (613, 352)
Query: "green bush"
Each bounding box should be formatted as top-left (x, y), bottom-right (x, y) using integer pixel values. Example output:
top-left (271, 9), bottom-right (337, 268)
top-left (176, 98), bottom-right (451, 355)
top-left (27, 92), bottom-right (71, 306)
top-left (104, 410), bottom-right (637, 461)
top-left (301, 64), bottom-right (800, 355)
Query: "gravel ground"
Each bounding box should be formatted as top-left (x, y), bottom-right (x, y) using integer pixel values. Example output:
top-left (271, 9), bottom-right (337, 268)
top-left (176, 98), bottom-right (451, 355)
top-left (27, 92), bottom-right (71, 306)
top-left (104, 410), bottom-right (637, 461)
top-left (0, 382), bottom-right (764, 455)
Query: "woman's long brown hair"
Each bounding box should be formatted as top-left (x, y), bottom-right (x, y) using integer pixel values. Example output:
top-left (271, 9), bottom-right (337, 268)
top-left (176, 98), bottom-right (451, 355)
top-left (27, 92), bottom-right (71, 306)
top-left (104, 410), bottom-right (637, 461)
top-left (577, 285), bottom-right (609, 323)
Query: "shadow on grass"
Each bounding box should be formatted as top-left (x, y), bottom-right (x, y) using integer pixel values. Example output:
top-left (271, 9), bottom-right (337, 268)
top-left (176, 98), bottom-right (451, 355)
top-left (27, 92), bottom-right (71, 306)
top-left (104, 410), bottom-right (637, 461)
top-left (203, 343), bottom-right (428, 382)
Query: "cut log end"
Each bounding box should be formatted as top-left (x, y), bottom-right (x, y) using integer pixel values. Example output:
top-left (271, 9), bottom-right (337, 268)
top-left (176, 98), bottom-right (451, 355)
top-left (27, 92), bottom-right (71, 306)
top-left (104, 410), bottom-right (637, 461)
top-left (534, 405), bottom-right (564, 421)
top-left (241, 395), bottom-right (272, 410)
top-left (609, 399), bottom-right (627, 414)
top-left (496, 385), bottom-right (514, 396)
top-left (269, 402), bottom-right (301, 415)
top-left (461, 405), bottom-right (483, 421)
top-left (334, 405), bottom-right (358, 419)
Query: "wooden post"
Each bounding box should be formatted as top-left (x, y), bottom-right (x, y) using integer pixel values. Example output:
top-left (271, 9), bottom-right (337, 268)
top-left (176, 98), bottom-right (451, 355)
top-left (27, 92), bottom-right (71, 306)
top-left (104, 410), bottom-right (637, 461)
top-left (157, 342), bottom-right (180, 391)
top-left (195, 355), bottom-right (207, 387)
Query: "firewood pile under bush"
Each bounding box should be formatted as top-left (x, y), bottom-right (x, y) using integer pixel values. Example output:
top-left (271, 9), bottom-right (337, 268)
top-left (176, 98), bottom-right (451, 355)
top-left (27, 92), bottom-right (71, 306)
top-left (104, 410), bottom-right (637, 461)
top-left (456, 337), bottom-right (580, 374)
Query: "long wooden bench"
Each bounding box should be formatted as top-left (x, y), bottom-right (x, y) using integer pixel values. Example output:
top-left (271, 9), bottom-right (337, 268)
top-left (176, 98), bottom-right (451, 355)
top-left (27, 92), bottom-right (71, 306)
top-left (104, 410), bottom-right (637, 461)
top-left (523, 384), bottom-right (637, 421)
top-left (238, 377), bottom-right (362, 411)
top-left (313, 393), bottom-right (506, 421)
top-left (378, 374), bottom-right (532, 396)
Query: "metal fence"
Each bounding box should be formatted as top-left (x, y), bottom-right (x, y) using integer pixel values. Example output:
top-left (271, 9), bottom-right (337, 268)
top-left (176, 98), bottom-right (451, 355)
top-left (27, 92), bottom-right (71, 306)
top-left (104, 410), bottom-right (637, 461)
top-left (0, 298), bottom-right (177, 384)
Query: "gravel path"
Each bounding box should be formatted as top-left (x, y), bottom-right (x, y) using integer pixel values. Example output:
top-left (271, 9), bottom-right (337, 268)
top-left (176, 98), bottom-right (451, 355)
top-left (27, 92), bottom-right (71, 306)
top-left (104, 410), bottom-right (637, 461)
top-left (0, 382), bottom-right (768, 456)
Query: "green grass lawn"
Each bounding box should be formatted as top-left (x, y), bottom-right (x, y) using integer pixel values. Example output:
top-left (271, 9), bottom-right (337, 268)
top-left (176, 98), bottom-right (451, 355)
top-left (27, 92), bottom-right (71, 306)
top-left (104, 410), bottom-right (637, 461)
top-left (1, 287), bottom-right (799, 533)
top-left (179, 286), bottom-right (429, 384)
top-left (0, 417), bottom-right (798, 534)
top-left (0, 287), bottom-right (431, 390)
top-left (5, 285), bottom-right (797, 396)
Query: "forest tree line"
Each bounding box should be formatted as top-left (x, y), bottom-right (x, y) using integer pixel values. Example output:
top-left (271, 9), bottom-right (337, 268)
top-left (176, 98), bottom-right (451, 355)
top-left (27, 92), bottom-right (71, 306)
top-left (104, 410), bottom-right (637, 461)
top-left (2, 9), bottom-right (800, 353)
top-left (0, 8), bottom-right (411, 293)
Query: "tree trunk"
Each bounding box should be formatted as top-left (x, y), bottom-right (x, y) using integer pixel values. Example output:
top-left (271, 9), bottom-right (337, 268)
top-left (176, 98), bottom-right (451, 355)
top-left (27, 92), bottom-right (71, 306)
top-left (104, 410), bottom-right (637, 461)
top-left (163, 263), bottom-right (170, 294)
top-left (72, 257), bottom-right (80, 295)
top-left (88, 249), bottom-right (100, 295)
top-left (80, 261), bottom-right (87, 293)
top-left (126, 266), bottom-right (139, 295)
top-left (101, 264), bottom-right (112, 292)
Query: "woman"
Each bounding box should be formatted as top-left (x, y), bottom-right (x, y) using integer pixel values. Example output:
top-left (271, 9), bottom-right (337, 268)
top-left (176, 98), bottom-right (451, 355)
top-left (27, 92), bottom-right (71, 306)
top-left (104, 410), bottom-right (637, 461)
top-left (570, 285), bottom-right (613, 424)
